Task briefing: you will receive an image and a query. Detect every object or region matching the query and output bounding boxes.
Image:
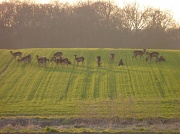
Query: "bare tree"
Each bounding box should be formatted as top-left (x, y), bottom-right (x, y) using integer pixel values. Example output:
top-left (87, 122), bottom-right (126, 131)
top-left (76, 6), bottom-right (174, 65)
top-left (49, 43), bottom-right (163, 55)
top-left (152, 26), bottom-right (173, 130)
top-left (0, 1), bottom-right (179, 49)
top-left (146, 9), bottom-right (176, 30)
top-left (121, 3), bottom-right (150, 32)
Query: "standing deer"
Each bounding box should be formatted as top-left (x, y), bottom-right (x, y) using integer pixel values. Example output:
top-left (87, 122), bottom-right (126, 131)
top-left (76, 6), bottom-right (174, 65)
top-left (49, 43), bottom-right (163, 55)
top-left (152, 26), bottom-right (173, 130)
top-left (36, 55), bottom-right (49, 66)
top-left (10, 51), bottom-right (22, 58)
top-left (18, 54), bottom-right (31, 63)
top-left (74, 55), bottom-right (84, 65)
top-left (145, 52), bottom-right (159, 63)
top-left (50, 52), bottom-right (63, 64)
top-left (96, 56), bottom-right (101, 67)
top-left (132, 49), bottom-right (146, 60)
top-left (53, 52), bottom-right (63, 58)
top-left (110, 53), bottom-right (115, 61)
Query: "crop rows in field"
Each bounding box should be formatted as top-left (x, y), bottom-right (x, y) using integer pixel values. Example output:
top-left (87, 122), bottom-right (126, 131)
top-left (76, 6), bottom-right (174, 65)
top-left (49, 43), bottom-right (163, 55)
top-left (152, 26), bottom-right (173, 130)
top-left (0, 48), bottom-right (179, 118)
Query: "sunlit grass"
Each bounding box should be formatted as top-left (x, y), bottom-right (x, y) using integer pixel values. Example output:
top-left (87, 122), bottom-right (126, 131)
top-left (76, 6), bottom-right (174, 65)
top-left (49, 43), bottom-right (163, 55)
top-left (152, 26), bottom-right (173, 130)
top-left (0, 48), bottom-right (179, 118)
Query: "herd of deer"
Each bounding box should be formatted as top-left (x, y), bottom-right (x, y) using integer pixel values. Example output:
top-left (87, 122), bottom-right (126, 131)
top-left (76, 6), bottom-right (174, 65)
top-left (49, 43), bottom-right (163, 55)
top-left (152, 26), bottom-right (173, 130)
top-left (10, 51), bottom-right (31, 63)
top-left (10, 49), bottom-right (166, 67)
top-left (10, 51), bottom-right (85, 67)
top-left (132, 49), bottom-right (166, 63)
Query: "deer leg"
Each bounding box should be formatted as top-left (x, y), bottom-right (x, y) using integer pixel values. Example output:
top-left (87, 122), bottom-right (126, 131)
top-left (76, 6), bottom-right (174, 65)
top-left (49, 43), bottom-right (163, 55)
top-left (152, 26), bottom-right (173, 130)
top-left (140, 55), bottom-right (142, 60)
top-left (145, 57), bottom-right (148, 62)
top-left (156, 56), bottom-right (159, 62)
top-left (56, 62), bottom-right (58, 67)
top-left (135, 55), bottom-right (137, 60)
top-left (148, 57), bottom-right (151, 64)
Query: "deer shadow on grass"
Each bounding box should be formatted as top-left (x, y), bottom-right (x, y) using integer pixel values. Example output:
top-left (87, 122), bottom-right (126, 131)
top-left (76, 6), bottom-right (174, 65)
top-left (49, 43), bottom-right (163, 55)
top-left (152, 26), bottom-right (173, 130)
top-left (43, 66), bottom-right (82, 74)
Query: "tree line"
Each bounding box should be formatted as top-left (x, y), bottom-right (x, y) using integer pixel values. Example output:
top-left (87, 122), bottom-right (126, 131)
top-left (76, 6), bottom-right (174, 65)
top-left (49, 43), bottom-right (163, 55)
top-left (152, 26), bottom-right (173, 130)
top-left (0, 0), bottom-right (180, 49)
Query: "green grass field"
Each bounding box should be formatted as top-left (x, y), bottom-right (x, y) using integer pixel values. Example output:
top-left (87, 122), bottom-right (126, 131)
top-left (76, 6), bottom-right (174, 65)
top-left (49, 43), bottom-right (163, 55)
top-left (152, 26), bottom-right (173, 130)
top-left (0, 48), bottom-right (180, 119)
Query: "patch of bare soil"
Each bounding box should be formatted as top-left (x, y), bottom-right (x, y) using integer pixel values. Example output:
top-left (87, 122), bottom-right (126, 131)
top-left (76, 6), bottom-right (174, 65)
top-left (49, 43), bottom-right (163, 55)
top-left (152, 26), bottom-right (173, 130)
top-left (0, 117), bottom-right (179, 133)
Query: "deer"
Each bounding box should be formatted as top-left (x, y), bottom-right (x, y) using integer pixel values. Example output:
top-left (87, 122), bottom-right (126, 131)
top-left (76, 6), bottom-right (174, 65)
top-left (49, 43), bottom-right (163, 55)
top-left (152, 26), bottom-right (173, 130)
top-left (10, 51), bottom-right (22, 58)
top-left (56, 57), bottom-right (71, 67)
top-left (18, 54), bottom-right (31, 63)
top-left (145, 51), bottom-right (159, 63)
top-left (50, 52), bottom-right (63, 63)
top-left (110, 53), bottom-right (115, 61)
top-left (36, 55), bottom-right (49, 66)
top-left (53, 52), bottom-right (63, 58)
top-left (74, 55), bottom-right (84, 65)
top-left (50, 56), bottom-right (57, 63)
top-left (118, 58), bottom-right (124, 66)
top-left (96, 56), bottom-right (101, 67)
top-left (62, 59), bottom-right (71, 67)
top-left (155, 55), bottom-right (166, 62)
top-left (132, 49), bottom-right (146, 60)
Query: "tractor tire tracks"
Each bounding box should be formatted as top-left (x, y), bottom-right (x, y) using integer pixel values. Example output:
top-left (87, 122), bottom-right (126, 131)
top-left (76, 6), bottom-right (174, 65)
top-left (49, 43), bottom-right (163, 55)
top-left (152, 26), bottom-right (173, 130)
top-left (0, 58), bottom-right (13, 76)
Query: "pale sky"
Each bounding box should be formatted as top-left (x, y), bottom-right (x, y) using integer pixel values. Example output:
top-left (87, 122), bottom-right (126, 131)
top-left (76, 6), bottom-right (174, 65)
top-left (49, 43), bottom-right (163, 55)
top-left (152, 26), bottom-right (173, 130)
top-left (51, 0), bottom-right (180, 23)
top-left (1, 0), bottom-right (180, 23)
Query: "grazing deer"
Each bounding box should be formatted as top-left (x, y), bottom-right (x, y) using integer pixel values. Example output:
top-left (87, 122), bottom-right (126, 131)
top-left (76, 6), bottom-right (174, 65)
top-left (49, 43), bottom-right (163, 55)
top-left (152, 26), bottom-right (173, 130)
top-left (132, 49), bottom-right (146, 60)
top-left (10, 51), bottom-right (22, 58)
top-left (74, 55), bottom-right (84, 65)
top-left (110, 53), bottom-right (115, 61)
top-left (145, 51), bottom-right (159, 63)
top-left (36, 55), bottom-right (49, 66)
top-left (56, 58), bottom-right (61, 65)
top-left (50, 52), bottom-right (62, 63)
top-left (62, 59), bottom-right (71, 67)
top-left (118, 58), bottom-right (124, 66)
top-left (56, 57), bottom-right (71, 67)
top-left (96, 56), bottom-right (101, 67)
top-left (18, 54), bottom-right (31, 63)
top-left (67, 60), bottom-right (71, 64)
top-left (53, 52), bottom-right (63, 58)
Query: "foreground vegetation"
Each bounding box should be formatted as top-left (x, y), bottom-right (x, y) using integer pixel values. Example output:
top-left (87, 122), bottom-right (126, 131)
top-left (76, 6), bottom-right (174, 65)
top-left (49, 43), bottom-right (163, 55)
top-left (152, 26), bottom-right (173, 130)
top-left (0, 48), bottom-right (179, 133)
top-left (0, 117), bottom-right (179, 133)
